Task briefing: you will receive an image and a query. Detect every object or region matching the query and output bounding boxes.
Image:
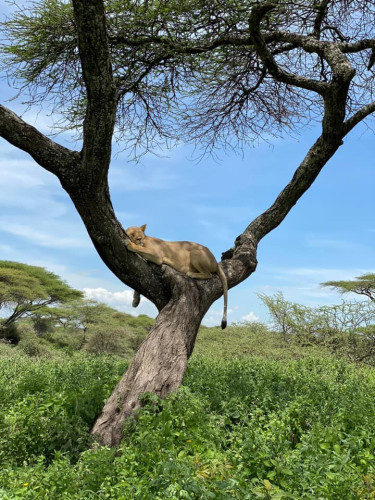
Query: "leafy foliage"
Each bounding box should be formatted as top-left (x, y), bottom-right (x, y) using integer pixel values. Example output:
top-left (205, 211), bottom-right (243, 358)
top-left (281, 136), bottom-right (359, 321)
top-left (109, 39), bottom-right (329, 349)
top-left (0, 260), bottom-right (152, 355)
top-left (2, 0), bottom-right (375, 154)
top-left (1, 268), bottom-right (375, 497)
top-left (0, 353), bottom-right (126, 466)
top-left (194, 321), bottom-right (328, 361)
top-left (0, 261), bottom-right (83, 341)
top-left (40, 301), bottom-right (153, 357)
top-left (260, 292), bottom-right (375, 363)
top-left (322, 273), bottom-right (375, 301)
top-left (1, 352), bottom-right (375, 498)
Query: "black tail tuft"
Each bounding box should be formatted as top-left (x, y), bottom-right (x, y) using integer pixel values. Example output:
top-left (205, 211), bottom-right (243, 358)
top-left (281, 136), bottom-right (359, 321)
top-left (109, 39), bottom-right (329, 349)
top-left (221, 320), bottom-right (227, 330)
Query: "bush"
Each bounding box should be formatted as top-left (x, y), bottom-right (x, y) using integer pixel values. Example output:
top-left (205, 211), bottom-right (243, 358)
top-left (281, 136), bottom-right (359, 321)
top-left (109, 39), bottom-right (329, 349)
top-left (84, 326), bottom-right (125, 355)
top-left (0, 322), bottom-right (20, 343)
top-left (44, 330), bottom-right (84, 352)
top-left (260, 292), bottom-right (375, 364)
top-left (16, 324), bottom-right (54, 359)
top-left (194, 320), bottom-right (326, 360)
top-left (1, 356), bottom-right (375, 498)
top-left (0, 353), bottom-right (127, 466)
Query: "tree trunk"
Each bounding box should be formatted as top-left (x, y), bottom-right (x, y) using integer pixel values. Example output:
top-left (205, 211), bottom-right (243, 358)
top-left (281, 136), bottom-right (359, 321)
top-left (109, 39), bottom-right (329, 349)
top-left (90, 272), bottom-right (208, 447)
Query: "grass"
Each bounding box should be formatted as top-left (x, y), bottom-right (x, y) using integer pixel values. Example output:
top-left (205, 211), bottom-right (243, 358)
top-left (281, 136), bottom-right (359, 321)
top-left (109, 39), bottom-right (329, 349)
top-left (194, 322), bottom-right (331, 360)
top-left (0, 323), bottom-right (375, 498)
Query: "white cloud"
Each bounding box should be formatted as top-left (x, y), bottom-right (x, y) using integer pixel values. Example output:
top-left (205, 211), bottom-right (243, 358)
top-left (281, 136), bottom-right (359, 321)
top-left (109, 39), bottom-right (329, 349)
top-left (241, 311), bottom-right (259, 322)
top-left (83, 287), bottom-right (134, 306)
top-left (0, 149), bottom-right (93, 250)
top-left (306, 237), bottom-right (356, 250)
top-left (0, 159), bottom-right (46, 188)
top-left (0, 243), bottom-right (13, 255)
top-left (0, 158), bottom-right (65, 215)
top-left (83, 287), bottom-right (158, 318)
top-left (0, 221), bottom-right (91, 249)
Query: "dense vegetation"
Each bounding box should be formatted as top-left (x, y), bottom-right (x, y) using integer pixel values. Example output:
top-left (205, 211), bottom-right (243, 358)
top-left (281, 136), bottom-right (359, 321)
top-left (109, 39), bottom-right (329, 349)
top-left (1, 318), bottom-right (375, 499)
top-left (1, 264), bottom-right (375, 497)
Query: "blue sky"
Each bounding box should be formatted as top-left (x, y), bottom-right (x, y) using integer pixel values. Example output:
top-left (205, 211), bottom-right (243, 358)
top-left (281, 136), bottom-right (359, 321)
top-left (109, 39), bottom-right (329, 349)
top-left (0, 3), bottom-right (374, 327)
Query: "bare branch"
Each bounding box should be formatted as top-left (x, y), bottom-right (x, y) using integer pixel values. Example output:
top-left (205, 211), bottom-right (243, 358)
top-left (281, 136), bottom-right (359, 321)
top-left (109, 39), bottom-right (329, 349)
top-left (339, 39), bottom-right (375, 53)
top-left (249, 3), bottom-right (328, 95)
top-left (344, 101), bottom-right (375, 134)
top-left (312, 0), bottom-right (331, 39)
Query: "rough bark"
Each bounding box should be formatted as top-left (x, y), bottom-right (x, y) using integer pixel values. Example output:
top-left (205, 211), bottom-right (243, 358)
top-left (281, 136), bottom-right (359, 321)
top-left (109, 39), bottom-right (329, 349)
top-left (91, 269), bottom-right (208, 446)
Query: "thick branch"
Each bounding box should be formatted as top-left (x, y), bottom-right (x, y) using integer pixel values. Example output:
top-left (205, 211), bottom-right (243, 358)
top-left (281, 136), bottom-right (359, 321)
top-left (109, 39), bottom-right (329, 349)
top-left (312, 0), bottom-right (330, 39)
top-left (72, 0), bottom-right (116, 179)
top-left (249, 3), bottom-right (328, 95)
top-left (0, 105), bottom-right (79, 176)
top-left (339, 39), bottom-right (375, 54)
top-left (243, 134), bottom-right (341, 244)
top-left (238, 81), bottom-right (355, 246)
top-left (0, 3), bottom-right (170, 314)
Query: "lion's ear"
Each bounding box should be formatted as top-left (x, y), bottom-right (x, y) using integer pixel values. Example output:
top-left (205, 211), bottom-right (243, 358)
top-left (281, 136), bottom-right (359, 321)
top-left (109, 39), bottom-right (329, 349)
top-left (140, 224), bottom-right (147, 233)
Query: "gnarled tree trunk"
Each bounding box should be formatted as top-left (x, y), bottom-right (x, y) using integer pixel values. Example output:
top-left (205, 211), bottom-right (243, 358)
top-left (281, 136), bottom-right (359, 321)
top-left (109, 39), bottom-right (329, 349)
top-left (91, 271), bottom-right (209, 447)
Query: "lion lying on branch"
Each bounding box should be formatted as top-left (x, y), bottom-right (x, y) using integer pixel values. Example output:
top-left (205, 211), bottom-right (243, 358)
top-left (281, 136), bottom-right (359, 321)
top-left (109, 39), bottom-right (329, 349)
top-left (125, 224), bottom-right (228, 329)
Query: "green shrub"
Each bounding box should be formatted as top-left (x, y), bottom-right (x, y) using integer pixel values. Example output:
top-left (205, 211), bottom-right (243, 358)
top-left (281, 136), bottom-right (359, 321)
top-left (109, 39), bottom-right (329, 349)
top-left (44, 330), bottom-right (84, 352)
top-left (0, 339), bottom-right (14, 356)
top-left (0, 354), bottom-right (127, 466)
top-left (1, 355), bottom-right (375, 498)
top-left (17, 336), bottom-right (54, 358)
top-left (260, 292), bottom-right (375, 364)
top-left (83, 326), bottom-right (124, 355)
top-left (16, 325), bottom-right (54, 359)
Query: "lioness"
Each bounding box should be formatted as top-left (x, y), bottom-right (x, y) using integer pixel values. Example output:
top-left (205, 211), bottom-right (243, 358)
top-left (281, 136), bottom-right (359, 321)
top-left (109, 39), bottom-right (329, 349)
top-left (125, 224), bottom-right (228, 329)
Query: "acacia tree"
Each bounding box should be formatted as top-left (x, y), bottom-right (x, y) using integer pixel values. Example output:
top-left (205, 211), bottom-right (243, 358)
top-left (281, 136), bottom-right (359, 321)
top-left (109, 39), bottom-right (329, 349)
top-left (0, 0), bottom-right (374, 446)
top-left (0, 260), bottom-right (82, 334)
top-left (322, 274), bottom-right (375, 301)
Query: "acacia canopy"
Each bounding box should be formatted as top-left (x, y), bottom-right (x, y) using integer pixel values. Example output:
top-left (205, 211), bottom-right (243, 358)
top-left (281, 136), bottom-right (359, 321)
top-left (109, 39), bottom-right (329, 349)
top-left (0, 0), bottom-right (374, 446)
top-left (2, 0), bottom-right (375, 154)
top-left (322, 274), bottom-right (375, 301)
top-left (0, 260), bottom-right (83, 329)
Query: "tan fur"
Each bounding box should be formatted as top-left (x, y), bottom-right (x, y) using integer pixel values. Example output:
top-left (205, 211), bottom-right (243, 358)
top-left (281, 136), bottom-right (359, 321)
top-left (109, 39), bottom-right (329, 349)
top-left (125, 224), bottom-right (228, 329)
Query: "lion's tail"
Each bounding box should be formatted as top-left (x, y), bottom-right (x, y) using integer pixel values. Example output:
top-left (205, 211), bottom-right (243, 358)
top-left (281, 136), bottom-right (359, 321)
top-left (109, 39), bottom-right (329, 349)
top-left (217, 264), bottom-right (228, 329)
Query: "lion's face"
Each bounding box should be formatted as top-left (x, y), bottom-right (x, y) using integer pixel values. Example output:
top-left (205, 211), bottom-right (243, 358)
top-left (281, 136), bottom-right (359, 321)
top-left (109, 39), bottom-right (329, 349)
top-left (126, 225), bottom-right (146, 246)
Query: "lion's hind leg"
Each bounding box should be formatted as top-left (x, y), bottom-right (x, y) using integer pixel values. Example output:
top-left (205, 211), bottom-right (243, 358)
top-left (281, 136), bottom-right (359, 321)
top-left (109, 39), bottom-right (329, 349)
top-left (187, 270), bottom-right (213, 279)
top-left (187, 251), bottom-right (214, 279)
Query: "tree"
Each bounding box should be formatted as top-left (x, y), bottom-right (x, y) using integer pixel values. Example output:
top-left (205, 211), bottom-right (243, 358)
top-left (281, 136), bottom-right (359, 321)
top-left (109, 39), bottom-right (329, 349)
top-left (260, 292), bottom-right (375, 363)
top-left (0, 0), bottom-right (374, 446)
top-left (0, 260), bottom-right (83, 340)
top-left (42, 299), bottom-right (150, 354)
top-left (322, 274), bottom-right (375, 301)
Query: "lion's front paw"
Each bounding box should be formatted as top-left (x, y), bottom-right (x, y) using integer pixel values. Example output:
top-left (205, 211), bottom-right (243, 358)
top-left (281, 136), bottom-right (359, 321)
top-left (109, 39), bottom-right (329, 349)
top-left (125, 238), bottom-right (133, 250)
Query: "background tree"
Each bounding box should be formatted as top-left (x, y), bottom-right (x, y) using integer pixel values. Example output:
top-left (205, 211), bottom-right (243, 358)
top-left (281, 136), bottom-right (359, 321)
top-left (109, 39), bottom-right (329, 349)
top-left (322, 273), bottom-right (375, 301)
top-left (41, 299), bottom-right (152, 355)
top-left (261, 292), bottom-right (375, 363)
top-left (0, 260), bottom-right (83, 341)
top-left (0, 0), bottom-right (375, 446)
